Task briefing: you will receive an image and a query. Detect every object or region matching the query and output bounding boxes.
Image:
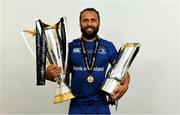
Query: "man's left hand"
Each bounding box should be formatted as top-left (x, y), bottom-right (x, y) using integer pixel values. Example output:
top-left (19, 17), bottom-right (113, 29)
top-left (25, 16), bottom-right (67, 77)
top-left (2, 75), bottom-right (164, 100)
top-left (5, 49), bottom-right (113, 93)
top-left (111, 72), bottom-right (130, 101)
top-left (111, 83), bottom-right (128, 101)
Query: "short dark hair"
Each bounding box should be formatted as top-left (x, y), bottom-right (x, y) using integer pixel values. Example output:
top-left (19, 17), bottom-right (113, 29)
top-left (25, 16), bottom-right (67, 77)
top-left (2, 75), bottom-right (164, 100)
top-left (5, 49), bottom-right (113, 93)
top-left (79, 8), bottom-right (100, 21)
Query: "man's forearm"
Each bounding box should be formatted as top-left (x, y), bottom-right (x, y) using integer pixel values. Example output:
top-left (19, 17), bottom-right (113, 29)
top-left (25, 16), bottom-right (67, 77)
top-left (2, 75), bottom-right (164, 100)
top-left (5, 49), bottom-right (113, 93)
top-left (121, 71), bottom-right (130, 86)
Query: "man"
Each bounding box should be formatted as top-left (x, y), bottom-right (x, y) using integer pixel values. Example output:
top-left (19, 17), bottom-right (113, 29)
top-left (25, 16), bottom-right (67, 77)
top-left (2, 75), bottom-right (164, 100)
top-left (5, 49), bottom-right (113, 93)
top-left (45, 8), bottom-right (130, 114)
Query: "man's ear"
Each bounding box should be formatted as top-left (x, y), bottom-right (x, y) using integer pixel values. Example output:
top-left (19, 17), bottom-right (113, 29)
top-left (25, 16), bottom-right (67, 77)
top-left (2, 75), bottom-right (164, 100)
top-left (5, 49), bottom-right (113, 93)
top-left (79, 21), bottom-right (82, 28)
top-left (98, 21), bottom-right (101, 27)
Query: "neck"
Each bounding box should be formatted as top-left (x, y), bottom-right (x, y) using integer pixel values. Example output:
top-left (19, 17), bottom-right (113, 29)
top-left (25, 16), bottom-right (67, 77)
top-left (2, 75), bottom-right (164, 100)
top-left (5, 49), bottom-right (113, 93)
top-left (82, 36), bottom-right (97, 42)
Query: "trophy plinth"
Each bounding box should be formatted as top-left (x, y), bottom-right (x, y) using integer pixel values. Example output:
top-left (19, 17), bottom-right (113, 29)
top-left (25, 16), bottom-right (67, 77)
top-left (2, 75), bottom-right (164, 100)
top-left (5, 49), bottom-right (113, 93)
top-left (54, 82), bottom-right (75, 104)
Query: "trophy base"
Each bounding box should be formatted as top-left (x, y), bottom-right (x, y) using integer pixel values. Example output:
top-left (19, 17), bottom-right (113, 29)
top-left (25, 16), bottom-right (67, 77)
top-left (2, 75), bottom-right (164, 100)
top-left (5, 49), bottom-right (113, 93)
top-left (100, 78), bottom-right (120, 95)
top-left (54, 91), bottom-right (75, 104)
top-left (54, 82), bottom-right (75, 104)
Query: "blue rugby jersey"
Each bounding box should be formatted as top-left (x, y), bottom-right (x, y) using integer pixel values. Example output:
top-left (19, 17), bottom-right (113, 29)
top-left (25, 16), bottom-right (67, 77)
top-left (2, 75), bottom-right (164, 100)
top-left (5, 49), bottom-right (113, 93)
top-left (68, 38), bottom-right (117, 114)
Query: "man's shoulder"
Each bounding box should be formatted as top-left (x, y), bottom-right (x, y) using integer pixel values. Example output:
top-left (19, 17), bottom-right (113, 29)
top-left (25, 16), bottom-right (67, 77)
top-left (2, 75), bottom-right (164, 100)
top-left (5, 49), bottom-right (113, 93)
top-left (100, 38), bottom-right (117, 56)
top-left (69, 38), bottom-right (79, 43)
top-left (69, 38), bottom-right (80, 46)
top-left (99, 38), bottom-right (115, 46)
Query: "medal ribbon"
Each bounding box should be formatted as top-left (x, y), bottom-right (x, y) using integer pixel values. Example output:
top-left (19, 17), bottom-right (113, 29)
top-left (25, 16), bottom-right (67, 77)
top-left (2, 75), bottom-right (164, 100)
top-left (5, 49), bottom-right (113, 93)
top-left (80, 37), bottom-right (99, 75)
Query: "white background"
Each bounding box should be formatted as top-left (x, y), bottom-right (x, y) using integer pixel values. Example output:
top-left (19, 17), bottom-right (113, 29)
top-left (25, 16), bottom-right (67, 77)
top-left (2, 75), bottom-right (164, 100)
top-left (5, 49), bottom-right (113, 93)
top-left (0, 0), bottom-right (180, 114)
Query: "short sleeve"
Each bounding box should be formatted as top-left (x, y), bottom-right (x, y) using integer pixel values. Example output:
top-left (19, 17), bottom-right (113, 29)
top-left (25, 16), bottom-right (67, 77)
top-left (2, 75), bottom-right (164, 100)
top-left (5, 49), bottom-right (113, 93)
top-left (64, 42), bottom-right (72, 85)
top-left (67, 42), bottom-right (73, 73)
top-left (108, 42), bottom-right (118, 65)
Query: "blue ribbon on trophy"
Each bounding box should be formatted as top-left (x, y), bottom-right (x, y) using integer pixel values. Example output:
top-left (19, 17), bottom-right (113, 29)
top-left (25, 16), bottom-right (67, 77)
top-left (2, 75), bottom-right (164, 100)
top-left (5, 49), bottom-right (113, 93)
top-left (35, 19), bottom-right (47, 85)
top-left (21, 17), bottom-right (75, 104)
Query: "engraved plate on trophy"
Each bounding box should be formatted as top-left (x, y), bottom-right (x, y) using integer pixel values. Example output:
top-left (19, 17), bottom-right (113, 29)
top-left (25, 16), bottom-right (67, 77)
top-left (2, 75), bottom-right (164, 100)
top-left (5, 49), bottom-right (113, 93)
top-left (100, 43), bottom-right (140, 95)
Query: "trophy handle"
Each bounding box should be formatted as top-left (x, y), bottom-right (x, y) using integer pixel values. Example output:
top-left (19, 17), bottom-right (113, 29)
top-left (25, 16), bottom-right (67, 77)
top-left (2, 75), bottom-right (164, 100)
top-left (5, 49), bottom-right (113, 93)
top-left (20, 30), bottom-right (36, 59)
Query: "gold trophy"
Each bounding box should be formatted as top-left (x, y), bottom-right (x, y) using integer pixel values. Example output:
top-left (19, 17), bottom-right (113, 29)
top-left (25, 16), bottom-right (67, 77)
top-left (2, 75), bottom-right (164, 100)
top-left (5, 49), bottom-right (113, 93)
top-left (21, 17), bottom-right (75, 104)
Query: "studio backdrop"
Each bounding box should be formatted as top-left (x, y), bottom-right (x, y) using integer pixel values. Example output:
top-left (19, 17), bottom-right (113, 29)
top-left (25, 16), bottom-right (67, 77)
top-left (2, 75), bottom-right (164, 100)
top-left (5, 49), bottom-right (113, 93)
top-left (0, 0), bottom-right (180, 114)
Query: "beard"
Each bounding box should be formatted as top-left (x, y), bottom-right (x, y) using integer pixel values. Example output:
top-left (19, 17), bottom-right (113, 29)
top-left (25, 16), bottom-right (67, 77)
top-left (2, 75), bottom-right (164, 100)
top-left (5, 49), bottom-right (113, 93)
top-left (80, 25), bottom-right (99, 40)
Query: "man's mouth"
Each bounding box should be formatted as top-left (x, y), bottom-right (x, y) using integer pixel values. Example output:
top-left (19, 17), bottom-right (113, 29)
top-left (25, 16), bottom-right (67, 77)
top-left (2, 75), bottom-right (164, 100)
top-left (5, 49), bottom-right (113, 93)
top-left (86, 28), bottom-right (94, 31)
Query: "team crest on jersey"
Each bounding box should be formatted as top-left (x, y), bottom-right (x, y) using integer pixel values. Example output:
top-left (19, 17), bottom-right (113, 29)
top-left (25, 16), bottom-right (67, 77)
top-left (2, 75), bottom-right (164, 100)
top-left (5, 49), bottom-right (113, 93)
top-left (73, 48), bottom-right (81, 53)
top-left (98, 46), bottom-right (107, 55)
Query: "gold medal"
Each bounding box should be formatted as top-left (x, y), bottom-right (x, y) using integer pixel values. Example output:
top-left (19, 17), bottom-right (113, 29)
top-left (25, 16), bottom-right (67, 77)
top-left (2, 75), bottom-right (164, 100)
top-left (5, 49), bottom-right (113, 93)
top-left (87, 75), bottom-right (94, 83)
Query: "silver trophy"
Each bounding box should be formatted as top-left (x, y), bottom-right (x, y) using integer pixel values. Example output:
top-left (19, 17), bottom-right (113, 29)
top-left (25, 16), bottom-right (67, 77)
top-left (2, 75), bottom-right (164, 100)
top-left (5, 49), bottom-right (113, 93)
top-left (101, 43), bottom-right (140, 95)
top-left (21, 17), bottom-right (75, 104)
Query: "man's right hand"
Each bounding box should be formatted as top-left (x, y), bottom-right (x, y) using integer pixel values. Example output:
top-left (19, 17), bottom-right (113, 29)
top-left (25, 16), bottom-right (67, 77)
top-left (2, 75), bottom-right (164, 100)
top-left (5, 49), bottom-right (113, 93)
top-left (45, 64), bottom-right (63, 81)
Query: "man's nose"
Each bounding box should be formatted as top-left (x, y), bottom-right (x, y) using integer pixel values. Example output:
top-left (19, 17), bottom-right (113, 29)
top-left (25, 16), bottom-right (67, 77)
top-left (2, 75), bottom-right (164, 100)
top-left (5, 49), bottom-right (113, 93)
top-left (87, 20), bottom-right (92, 26)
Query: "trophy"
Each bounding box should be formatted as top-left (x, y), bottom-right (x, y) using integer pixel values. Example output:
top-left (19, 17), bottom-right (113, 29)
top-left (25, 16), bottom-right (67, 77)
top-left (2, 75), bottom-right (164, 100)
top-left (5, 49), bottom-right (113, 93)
top-left (21, 17), bottom-right (75, 104)
top-left (100, 43), bottom-right (140, 95)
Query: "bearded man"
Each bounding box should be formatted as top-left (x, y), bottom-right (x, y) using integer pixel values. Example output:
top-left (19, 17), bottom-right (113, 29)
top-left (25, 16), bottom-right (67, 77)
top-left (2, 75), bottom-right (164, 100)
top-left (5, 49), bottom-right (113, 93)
top-left (45, 8), bottom-right (130, 114)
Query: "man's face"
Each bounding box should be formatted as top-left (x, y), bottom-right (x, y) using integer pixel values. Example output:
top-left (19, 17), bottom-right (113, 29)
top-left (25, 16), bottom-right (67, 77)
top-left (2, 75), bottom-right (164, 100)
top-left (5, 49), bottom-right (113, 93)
top-left (80, 11), bottom-right (100, 39)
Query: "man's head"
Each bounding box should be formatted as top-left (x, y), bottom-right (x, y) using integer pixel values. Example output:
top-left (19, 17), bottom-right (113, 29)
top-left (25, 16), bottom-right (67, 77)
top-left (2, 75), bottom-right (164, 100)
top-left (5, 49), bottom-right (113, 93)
top-left (79, 8), bottom-right (100, 40)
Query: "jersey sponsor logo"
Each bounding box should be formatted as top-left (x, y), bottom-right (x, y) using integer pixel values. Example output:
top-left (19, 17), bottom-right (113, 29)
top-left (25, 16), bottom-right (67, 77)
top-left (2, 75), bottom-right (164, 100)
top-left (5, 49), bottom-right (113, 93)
top-left (73, 66), bottom-right (104, 72)
top-left (73, 48), bottom-right (81, 53)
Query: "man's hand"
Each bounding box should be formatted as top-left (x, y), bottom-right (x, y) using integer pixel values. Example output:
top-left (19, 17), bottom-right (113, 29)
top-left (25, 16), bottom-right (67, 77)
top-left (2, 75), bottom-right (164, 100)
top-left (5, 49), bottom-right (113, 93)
top-left (45, 64), bottom-right (63, 81)
top-left (111, 72), bottom-right (130, 101)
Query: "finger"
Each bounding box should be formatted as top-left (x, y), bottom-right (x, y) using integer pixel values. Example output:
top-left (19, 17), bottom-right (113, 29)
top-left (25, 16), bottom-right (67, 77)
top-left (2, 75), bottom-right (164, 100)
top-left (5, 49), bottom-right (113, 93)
top-left (53, 66), bottom-right (61, 72)
top-left (52, 71), bottom-right (61, 77)
top-left (111, 92), bottom-right (123, 101)
top-left (50, 65), bottom-right (61, 72)
top-left (111, 88), bottom-right (119, 97)
top-left (112, 95), bottom-right (122, 101)
top-left (111, 94), bottom-right (118, 101)
top-left (113, 87), bottom-right (124, 96)
top-left (49, 64), bottom-right (58, 69)
top-left (52, 68), bottom-right (61, 74)
top-left (111, 90), bottom-right (119, 99)
top-left (113, 88), bottom-right (119, 94)
top-left (112, 85), bottom-right (121, 94)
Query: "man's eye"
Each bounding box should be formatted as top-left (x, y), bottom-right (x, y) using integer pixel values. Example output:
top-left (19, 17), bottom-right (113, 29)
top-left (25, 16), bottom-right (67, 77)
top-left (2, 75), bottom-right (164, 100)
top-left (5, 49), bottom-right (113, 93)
top-left (91, 19), bottom-right (97, 22)
top-left (82, 19), bottom-right (88, 22)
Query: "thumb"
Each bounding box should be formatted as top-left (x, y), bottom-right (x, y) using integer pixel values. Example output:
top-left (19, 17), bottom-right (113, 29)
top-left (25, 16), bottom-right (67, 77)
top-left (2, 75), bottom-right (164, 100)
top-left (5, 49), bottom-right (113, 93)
top-left (111, 87), bottom-right (119, 96)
